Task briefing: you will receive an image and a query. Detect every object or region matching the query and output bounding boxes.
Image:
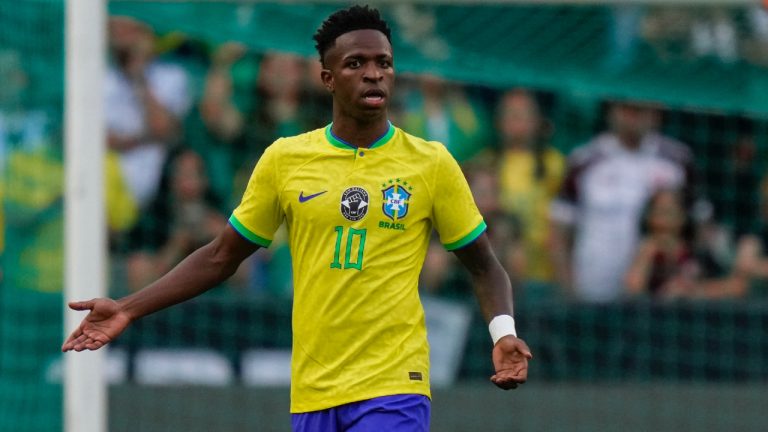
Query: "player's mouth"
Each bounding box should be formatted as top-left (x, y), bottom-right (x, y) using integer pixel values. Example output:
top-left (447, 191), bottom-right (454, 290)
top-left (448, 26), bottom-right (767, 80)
top-left (361, 88), bottom-right (387, 107)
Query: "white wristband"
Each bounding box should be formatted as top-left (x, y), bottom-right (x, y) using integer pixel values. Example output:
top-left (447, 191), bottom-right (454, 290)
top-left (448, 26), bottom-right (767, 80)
top-left (489, 315), bottom-right (517, 344)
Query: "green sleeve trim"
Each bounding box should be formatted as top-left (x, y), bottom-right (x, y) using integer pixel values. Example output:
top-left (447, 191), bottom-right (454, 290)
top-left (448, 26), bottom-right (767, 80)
top-left (443, 220), bottom-right (487, 251)
top-left (228, 215), bottom-right (272, 247)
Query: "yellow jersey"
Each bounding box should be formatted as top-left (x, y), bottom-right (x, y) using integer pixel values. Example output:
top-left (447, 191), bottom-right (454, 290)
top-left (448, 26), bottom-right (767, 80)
top-left (498, 147), bottom-right (564, 282)
top-left (230, 122), bottom-right (485, 412)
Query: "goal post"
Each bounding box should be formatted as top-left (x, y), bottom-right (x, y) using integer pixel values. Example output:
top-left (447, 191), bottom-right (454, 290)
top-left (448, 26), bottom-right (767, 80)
top-left (64, 1), bottom-right (107, 432)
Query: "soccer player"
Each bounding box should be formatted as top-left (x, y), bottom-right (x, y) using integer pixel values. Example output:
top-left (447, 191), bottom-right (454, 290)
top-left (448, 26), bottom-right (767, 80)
top-left (63, 5), bottom-right (532, 431)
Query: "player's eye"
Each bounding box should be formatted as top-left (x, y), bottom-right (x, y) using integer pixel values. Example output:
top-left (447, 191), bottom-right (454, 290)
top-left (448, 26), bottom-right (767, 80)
top-left (379, 59), bottom-right (392, 68)
top-left (347, 59), bottom-right (361, 69)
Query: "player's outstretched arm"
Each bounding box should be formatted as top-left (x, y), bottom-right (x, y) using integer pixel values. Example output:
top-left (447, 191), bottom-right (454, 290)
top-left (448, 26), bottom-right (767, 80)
top-left (453, 233), bottom-right (533, 390)
top-left (62, 225), bottom-right (259, 352)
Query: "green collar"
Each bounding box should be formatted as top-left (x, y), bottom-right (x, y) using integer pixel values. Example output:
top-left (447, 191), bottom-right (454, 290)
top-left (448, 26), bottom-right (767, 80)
top-left (325, 121), bottom-right (395, 150)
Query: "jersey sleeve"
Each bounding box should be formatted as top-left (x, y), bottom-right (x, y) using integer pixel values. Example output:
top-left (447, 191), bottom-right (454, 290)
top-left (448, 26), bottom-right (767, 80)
top-left (229, 143), bottom-right (284, 247)
top-left (431, 144), bottom-right (486, 251)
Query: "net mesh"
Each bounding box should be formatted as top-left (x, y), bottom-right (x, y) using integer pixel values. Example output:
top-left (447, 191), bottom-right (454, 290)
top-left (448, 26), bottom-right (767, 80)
top-left (0, 1), bottom-right (65, 431)
top-left (1, 1), bottom-right (767, 431)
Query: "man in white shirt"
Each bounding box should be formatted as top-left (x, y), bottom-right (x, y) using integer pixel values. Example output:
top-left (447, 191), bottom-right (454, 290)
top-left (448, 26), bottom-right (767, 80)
top-left (550, 101), bottom-right (694, 302)
top-left (105, 17), bottom-right (192, 208)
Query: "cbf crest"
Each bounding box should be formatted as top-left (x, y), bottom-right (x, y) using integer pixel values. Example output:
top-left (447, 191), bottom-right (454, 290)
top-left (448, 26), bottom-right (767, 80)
top-left (381, 179), bottom-right (413, 221)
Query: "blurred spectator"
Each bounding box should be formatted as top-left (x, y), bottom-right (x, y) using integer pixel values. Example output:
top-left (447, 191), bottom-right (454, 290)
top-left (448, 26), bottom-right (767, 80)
top-left (399, 74), bottom-right (492, 162)
top-left (690, 8), bottom-right (738, 64)
top-left (625, 189), bottom-right (700, 298)
top-left (725, 134), bottom-right (760, 239)
top-left (641, 6), bottom-right (741, 64)
top-left (197, 48), bottom-right (328, 206)
top-left (0, 50), bottom-right (137, 291)
top-left (126, 149), bottom-right (230, 293)
top-left (245, 52), bottom-right (310, 150)
top-left (693, 131), bottom-right (760, 277)
top-left (733, 175), bottom-right (768, 294)
top-left (550, 101), bottom-right (695, 303)
top-left (199, 42), bottom-right (250, 145)
top-left (470, 166), bottom-right (526, 280)
top-left (743, 5), bottom-right (768, 66)
top-left (194, 41), bottom-right (254, 207)
top-left (0, 49), bottom-right (49, 266)
top-left (494, 89), bottom-right (565, 285)
top-left (641, 7), bottom-right (696, 62)
top-left (106, 16), bottom-right (192, 209)
top-left (0, 50), bottom-right (45, 156)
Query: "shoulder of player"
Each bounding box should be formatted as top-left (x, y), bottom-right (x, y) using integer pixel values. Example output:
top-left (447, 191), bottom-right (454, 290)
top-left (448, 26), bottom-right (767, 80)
top-left (394, 127), bottom-right (450, 161)
top-left (264, 127), bottom-right (325, 156)
top-left (390, 128), bottom-right (451, 199)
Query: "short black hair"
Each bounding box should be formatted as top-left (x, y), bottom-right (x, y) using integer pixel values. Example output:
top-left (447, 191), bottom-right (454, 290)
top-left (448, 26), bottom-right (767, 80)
top-left (313, 5), bottom-right (392, 66)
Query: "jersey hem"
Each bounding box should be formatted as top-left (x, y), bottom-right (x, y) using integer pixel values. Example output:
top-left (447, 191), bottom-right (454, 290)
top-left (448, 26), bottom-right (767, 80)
top-left (290, 386), bottom-right (432, 413)
top-left (228, 215), bottom-right (272, 247)
top-left (443, 220), bottom-right (487, 251)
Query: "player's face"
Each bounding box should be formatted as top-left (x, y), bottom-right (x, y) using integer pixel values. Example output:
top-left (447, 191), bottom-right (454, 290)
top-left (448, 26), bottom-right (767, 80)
top-left (321, 29), bottom-right (394, 122)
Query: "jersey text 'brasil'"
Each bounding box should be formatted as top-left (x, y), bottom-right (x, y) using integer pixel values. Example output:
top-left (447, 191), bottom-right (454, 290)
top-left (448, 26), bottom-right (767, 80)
top-left (230, 123), bottom-right (485, 412)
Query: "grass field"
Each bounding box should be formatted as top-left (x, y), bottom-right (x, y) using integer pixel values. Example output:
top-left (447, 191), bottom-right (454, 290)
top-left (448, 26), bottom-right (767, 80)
top-left (109, 383), bottom-right (767, 432)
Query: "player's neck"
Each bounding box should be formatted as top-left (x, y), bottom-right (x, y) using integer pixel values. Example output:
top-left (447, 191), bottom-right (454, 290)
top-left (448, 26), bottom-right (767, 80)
top-left (330, 115), bottom-right (390, 149)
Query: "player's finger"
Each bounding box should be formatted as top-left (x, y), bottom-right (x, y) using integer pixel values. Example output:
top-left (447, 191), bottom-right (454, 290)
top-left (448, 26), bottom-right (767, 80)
top-left (495, 369), bottom-right (528, 383)
top-left (490, 375), bottom-right (519, 390)
top-left (497, 376), bottom-right (526, 386)
top-left (62, 337), bottom-right (78, 352)
top-left (496, 362), bottom-right (528, 377)
top-left (64, 333), bottom-right (87, 350)
top-left (63, 327), bottom-right (84, 350)
top-left (85, 341), bottom-right (104, 350)
top-left (492, 372), bottom-right (525, 383)
top-left (71, 340), bottom-right (88, 351)
top-left (513, 341), bottom-right (534, 360)
top-left (72, 342), bottom-right (88, 352)
top-left (68, 300), bottom-right (95, 311)
top-left (83, 331), bottom-right (109, 344)
top-left (62, 332), bottom-right (80, 351)
top-left (69, 334), bottom-right (92, 351)
top-left (73, 336), bottom-right (97, 351)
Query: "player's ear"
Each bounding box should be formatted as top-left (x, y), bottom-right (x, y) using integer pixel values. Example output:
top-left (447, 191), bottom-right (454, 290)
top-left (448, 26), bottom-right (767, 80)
top-left (320, 67), bottom-right (334, 93)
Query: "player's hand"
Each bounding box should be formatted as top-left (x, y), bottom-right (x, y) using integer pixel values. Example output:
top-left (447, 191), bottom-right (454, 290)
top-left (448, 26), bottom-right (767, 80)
top-left (491, 335), bottom-right (533, 390)
top-left (62, 298), bottom-right (132, 352)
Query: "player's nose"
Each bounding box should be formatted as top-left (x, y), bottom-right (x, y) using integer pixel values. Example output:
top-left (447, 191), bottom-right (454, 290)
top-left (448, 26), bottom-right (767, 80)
top-left (362, 63), bottom-right (383, 81)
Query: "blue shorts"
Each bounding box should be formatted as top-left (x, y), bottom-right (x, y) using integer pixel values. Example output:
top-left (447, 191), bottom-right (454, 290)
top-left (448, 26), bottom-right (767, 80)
top-left (291, 394), bottom-right (431, 432)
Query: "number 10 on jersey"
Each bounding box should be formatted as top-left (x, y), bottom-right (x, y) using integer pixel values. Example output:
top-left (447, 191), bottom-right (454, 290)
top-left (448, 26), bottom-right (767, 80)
top-left (330, 226), bottom-right (367, 270)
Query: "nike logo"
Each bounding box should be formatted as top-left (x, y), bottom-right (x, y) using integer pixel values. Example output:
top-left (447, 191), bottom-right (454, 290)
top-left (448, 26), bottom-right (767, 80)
top-left (298, 190), bottom-right (327, 203)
